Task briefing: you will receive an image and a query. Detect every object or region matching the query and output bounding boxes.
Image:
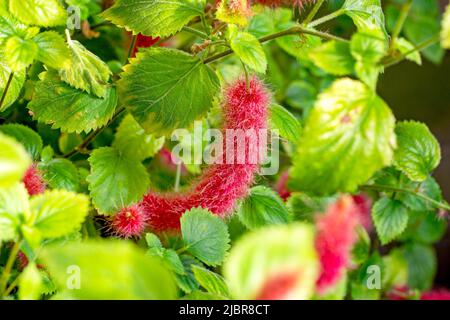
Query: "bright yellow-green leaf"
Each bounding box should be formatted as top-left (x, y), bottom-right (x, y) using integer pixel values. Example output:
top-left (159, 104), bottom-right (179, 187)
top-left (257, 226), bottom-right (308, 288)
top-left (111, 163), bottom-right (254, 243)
top-left (9, 0), bottom-right (67, 27)
top-left (0, 133), bottom-right (31, 188)
top-left (33, 31), bottom-right (70, 69)
top-left (4, 36), bottom-right (38, 71)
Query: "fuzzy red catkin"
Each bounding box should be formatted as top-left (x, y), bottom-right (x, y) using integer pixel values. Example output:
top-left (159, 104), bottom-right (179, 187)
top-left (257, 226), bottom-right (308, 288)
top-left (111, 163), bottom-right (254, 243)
top-left (23, 164), bottom-right (46, 196)
top-left (141, 77), bottom-right (270, 232)
top-left (253, 0), bottom-right (316, 8)
top-left (110, 204), bottom-right (148, 238)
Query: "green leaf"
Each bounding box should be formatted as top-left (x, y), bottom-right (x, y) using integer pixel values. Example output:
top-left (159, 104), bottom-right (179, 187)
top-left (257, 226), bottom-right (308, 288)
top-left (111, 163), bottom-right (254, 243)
top-left (372, 197), bottom-right (409, 245)
top-left (145, 232), bottom-right (162, 248)
top-left (33, 31), bottom-right (70, 69)
top-left (287, 192), bottom-right (336, 222)
top-left (38, 158), bottom-right (80, 192)
top-left (0, 124), bottom-right (43, 160)
top-left (4, 36), bottom-right (38, 71)
top-left (60, 32), bottom-right (112, 98)
top-left (29, 190), bottom-right (89, 239)
top-left (40, 240), bottom-right (177, 299)
top-left (119, 47), bottom-right (219, 136)
top-left (147, 247), bottom-right (185, 275)
top-left (402, 243), bottom-right (436, 291)
top-left (289, 78), bottom-right (396, 195)
top-left (180, 208), bottom-right (230, 266)
top-left (18, 263), bottom-right (43, 300)
top-left (382, 248), bottom-right (408, 289)
top-left (442, 4), bottom-right (450, 49)
top-left (28, 71), bottom-right (118, 134)
top-left (182, 290), bottom-right (227, 300)
top-left (350, 253), bottom-right (384, 300)
top-left (399, 176), bottom-right (443, 212)
top-left (87, 147), bottom-right (149, 215)
top-left (308, 41), bottom-right (355, 76)
top-left (403, 0), bottom-right (444, 64)
top-left (343, 0), bottom-right (387, 36)
top-left (401, 211), bottom-right (447, 245)
top-left (0, 183), bottom-right (29, 242)
top-left (229, 27), bottom-right (267, 73)
top-left (394, 121), bottom-right (441, 182)
top-left (113, 114), bottom-right (165, 161)
top-left (237, 186), bottom-right (290, 230)
top-left (0, 61), bottom-right (25, 111)
top-left (350, 31), bottom-right (387, 89)
top-left (395, 38), bottom-right (422, 65)
top-left (192, 265), bottom-right (229, 297)
top-left (9, 0), bottom-right (67, 27)
top-left (224, 223), bottom-right (319, 299)
top-left (0, 132), bottom-right (31, 187)
top-left (269, 104), bottom-right (302, 144)
top-left (101, 0), bottom-right (204, 37)
top-left (175, 254), bottom-right (202, 293)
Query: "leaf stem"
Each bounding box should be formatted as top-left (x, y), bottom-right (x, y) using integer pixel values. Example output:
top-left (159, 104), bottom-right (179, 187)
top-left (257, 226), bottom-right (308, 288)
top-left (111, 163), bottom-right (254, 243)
top-left (174, 162), bottom-right (182, 192)
top-left (0, 72), bottom-right (14, 111)
top-left (63, 107), bottom-right (126, 158)
top-left (304, 0), bottom-right (326, 25)
top-left (182, 26), bottom-right (209, 40)
top-left (390, 0), bottom-right (413, 50)
top-left (0, 240), bottom-right (22, 298)
top-left (307, 8), bottom-right (345, 28)
top-left (361, 184), bottom-right (450, 212)
top-left (204, 25), bottom-right (348, 64)
top-left (383, 34), bottom-right (441, 68)
top-left (126, 34), bottom-right (138, 62)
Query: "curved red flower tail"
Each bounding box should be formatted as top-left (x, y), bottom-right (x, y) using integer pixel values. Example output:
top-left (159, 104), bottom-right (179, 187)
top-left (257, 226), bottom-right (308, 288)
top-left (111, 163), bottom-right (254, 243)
top-left (131, 34), bottom-right (160, 58)
top-left (23, 164), bottom-right (46, 196)
top-left (315, 196), bottom-right (360, 294)
top-left (141, 77), bottom-right (270, 232)
top-left (275, 170), bottom-right (291, 201)
top-left (253, 0), bottom-right (316, 8)
top-left (110, 204), bottom-right (147, 238)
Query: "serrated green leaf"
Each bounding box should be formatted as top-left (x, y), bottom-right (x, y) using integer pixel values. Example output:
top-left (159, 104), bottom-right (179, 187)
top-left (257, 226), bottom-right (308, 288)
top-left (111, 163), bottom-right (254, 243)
top-left (442, 4), bottom-right (450, 49)
top-left (269, 104), bottom-right (302, 144)
top-left (192, 265), bottom-right (229, 297)
top-left (145, 232), bottom-right (162, 248)
top-left (402, 243), bottom-right (436, 291)
top-left (147, 247), bottom-right (185, 275)
top-left (119, 47), bottom-right (219, 136)
top-left (350, 31), bottom-right (387, 89)
top-left (287, 192), bottom-right (337, 222)
top-left (38, 158), bottom-right (79, 192)
top-left (180, 208), bottom-right (230, 266)
top-left (0, 124), bottom-right (42, 160)
top-left (33, 31), bottom-right (70, 69)
top-left (372, 197), bottom-right (409, 245)
top-left (29, 190), bottom-right (89, 239)
top-left (28, 71), bottom-right (118, 134)
top-left (343, 0), bottom-right (387, 36)
top-left (113, 114), bottom-right (165, 161)
top-left (399, 176), bottom-right (443, 212)
top-left (0, 183), bottom-right (29, 242)
top-left (18, 262), bottom-right (43, 300)
top-left (229, 28), bottom-right (267, 73)
top-left (0, 133), bottom-right (31, 187)
top-left (4, 36), bottom-right (38, 71)
top-left (0, 61), bottom-right (25, 111)
top-left (395, 38), bottom-right (422, 65)
top-left (9, 0), bottom-right (67, 27)
top-left (87, 147), bottom-right (149, 215)
top-left (401, 211), bottom-right (447, 245)
top-left (40, 240), bottom-right (177, 299)
top-left (289, 78), bottom-right (396, 195)
top-left (60, 32), bottom-right (112, 98)
top-left (394, 121), bottom-right (441, 182)
top-left (238, 186), bottom-right (290, 230)
top-left (224, 223), bottom-right (319, 299)
top-left (175, 254), bottom-right (202, 294)
top-left (308, 41), bottom-right (355, 76)
top-left (101, 0), bottom-right (204, 37)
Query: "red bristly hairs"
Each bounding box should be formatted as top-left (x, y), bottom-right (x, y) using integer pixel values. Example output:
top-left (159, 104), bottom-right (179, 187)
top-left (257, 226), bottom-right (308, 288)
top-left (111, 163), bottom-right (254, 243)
top-left (141, 77), bottom-right (270, 232)
top-left (23, 164), bottom-right (46, 196)
top-left (110, 204), bottom-right (148, 238)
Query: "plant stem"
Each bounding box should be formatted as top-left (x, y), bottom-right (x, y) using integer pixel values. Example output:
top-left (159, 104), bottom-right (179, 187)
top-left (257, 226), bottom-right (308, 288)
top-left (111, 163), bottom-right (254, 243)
top-left (361, 184), bottom-right (450, 212)
top-left (204, 25), bottom-right (348, 64)
top-left (308, 8), bottom-right (345, 28)
top-left (3, 275), bottom-right (19, 297)
top-left (182, 26), bottom-right (209, 40)
top-left (0, 72), bottom-right (14, 111)
top-left (383, 34), bottom-right (441, 68)
top-left (126, 34), bottom-right (137, 62)
top-left (0, 240), bottom-right (21, 297)
top-left (63, 107), bottom-right (125, 158)
top-left (174, 162), bottom-right (182, 192)
top-left (390, 0), bottom-right (413, 50)
top-left (304, 0), bottom-right (326, 25)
